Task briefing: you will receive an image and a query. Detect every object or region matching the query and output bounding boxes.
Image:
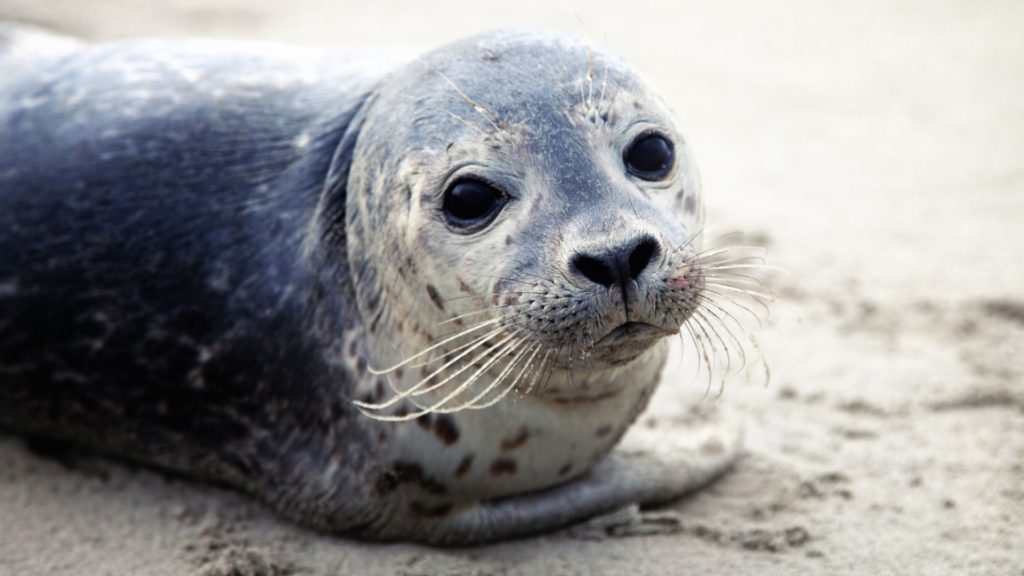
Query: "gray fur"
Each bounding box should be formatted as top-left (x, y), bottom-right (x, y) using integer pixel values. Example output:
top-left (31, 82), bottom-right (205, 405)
top-left (0, 26), bottom-right (739, 544)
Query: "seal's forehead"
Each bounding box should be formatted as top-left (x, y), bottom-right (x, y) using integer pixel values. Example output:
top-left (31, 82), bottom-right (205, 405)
top-left (426, 30), bottom-right (643, 114)
top-left (443, 31), bottom-right (636, 85)
top-left (371, 29), bottom-right (654, 140)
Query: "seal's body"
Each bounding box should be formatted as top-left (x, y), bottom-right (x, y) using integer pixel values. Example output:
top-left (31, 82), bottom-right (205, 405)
top-left (0, 26), bottom-right (741, 543)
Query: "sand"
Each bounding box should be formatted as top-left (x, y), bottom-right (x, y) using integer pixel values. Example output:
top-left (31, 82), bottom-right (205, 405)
top-left (0, 1), bottom-right (1021, 574)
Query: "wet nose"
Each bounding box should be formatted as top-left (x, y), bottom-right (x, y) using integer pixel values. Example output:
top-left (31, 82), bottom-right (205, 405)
top-left (571, 235), bottom-right (660, 291)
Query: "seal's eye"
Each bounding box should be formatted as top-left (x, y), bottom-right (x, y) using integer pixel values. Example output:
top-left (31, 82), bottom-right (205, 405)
top-left (442, 178), bottom-right (507, 232)
top-left (624, 132), bottom-right (674, 180)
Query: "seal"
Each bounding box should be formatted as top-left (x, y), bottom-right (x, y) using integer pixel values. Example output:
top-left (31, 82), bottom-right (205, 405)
top-left (0, 25), bottom-right (748, 544)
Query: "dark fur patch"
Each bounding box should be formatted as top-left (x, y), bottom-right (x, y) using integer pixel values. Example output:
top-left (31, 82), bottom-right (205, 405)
top-left (376, 461), bottom-right (447, 496)
top-left (420, 477), bottom-right (448, 495)
top-left (392, 461), bottom-right (424, 483)
top-left (368, 307), bottom-right (384, 335)
top-left (433, 414), bottom-right (460, 445)
top-left (426, 284), bottom-right (445, 311)
top-left (558, 462), bottom-right (573, 476)
top-left (684, 195), bottom-right (696, 214)
top-left (375, 473), bottom-right (398, 495)
top-left (500, 426), bottom-right (529, 452)
top-left (416, 413), bottom-right (433, 431)
top-left (455, 454), bottom-right (474, 477)
top-left (410, 501), bottom-right (453, 518)
top-left (595, 425), bottom-right (612, 437)
top-left (490, 458), bottom-right (517, 476)
top-left (374, 462), bottom-right (421, 495)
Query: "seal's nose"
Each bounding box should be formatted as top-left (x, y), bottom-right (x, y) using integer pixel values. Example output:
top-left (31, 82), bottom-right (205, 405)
top-left (571, 235), bottom-right (659, 292)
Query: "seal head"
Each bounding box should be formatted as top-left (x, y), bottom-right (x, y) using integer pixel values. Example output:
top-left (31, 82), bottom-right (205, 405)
top-left (344, 30), bottom-right (706, 409)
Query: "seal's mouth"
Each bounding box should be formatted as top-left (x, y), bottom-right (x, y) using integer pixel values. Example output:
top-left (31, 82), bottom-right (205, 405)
top-left (593, 321), bottom-right (674, 349)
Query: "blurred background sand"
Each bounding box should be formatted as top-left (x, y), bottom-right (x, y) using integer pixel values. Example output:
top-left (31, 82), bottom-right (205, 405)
top-left (0, 1), bottom-right (1021, 574)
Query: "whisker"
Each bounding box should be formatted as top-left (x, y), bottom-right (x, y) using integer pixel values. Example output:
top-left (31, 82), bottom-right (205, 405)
top-left (701, 263), bottom-right (787, 275)
top-left (434, 338), bottom-right (536, 412)
top-left (366, 317), bottom-right (503, 375)
top-left (437, 289), bottom-right (573, 306)
top-left (700, 294), bottom-right (761, 350)
top-left (693, 309), bottom-right (734, 376)
top-left (356, 326), bottom-right (510, 409)
top-left (698, 254), bottom-right (768, 268)
top-left (697, 241), bottom-right (766, 252)
top-left (703, 281), bottom-right (776, 304)
top-left (356, 330), bottom-right (523, 420)
top-left (683, 318), bottom-right (713, 396)
top-left (441, 108), bottom-right (488, 137)
top-left (473, 345), bottom-right (549, 410)
top-left (435, 305), bottom-right (515, 327)
top-left (598, 40), bottom-right (609, 111)
top-left (700, 230), bottom-right (746, 248)
top-left (702, 272), bottom-right (770, 291)
top-left (709, 309), bottom-right (768, 390)
top-left (697, 294), bottom-right (771, 388)
top-left (416, 57), bottom-right (501, 131)
top-left (682, 226), bottom-right (709, 249)
top-left (514, 347), bottom-right (555, 398)
top-left (432, 293), bottom-right (568, 330)
top-left (409, 333), bottom-right (528, 413)
top-left (696, 247), bottom-right (770, 262)
top-left (697, 320), bottom-right (725, 394)
top-left (585, 47), bottom-right (595, 109)
top-left (692, 305), bottom-right (741, 377)
top-left (408, 329), bottom-right (523, 399)
top-left (409, 309), bottom-right (535, 369)
top-left (700, 287), bottom-right (772, 323)
top-left (467, 269), bottom-right (554, 285)
top-left (680, 319), bottom-right (701, 387)
top-left (398, 329), bottom-right (518, 402)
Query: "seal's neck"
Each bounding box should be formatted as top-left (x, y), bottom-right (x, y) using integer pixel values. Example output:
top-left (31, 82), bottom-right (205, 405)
top-left (353, 325), bottom-right (667, 500)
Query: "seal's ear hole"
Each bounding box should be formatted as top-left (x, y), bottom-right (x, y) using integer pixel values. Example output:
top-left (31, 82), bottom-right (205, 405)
top-left (624, 132), bottom-right (674, 181)
top-left (442, 178), bottom-right (508, 233)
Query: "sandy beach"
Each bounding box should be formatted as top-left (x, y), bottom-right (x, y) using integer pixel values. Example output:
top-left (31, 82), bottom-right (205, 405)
top-left (0, 1), bottom-right (1021, 574)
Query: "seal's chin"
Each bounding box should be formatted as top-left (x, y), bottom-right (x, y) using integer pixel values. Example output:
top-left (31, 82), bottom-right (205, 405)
top-left (589, 321), bottom-right (676, 366)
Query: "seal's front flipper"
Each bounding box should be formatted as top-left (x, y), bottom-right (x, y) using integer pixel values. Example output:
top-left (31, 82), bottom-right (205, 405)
top-left (420, 407), bottom-right (743, 545)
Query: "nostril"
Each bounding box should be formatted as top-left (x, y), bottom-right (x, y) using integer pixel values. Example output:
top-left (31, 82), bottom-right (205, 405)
top-left (572, 236), bottom-right (659, 289)
top-left (572, 254), bottom-right (616, 287)
top-left (628, 236), bottom-right (658, 279)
